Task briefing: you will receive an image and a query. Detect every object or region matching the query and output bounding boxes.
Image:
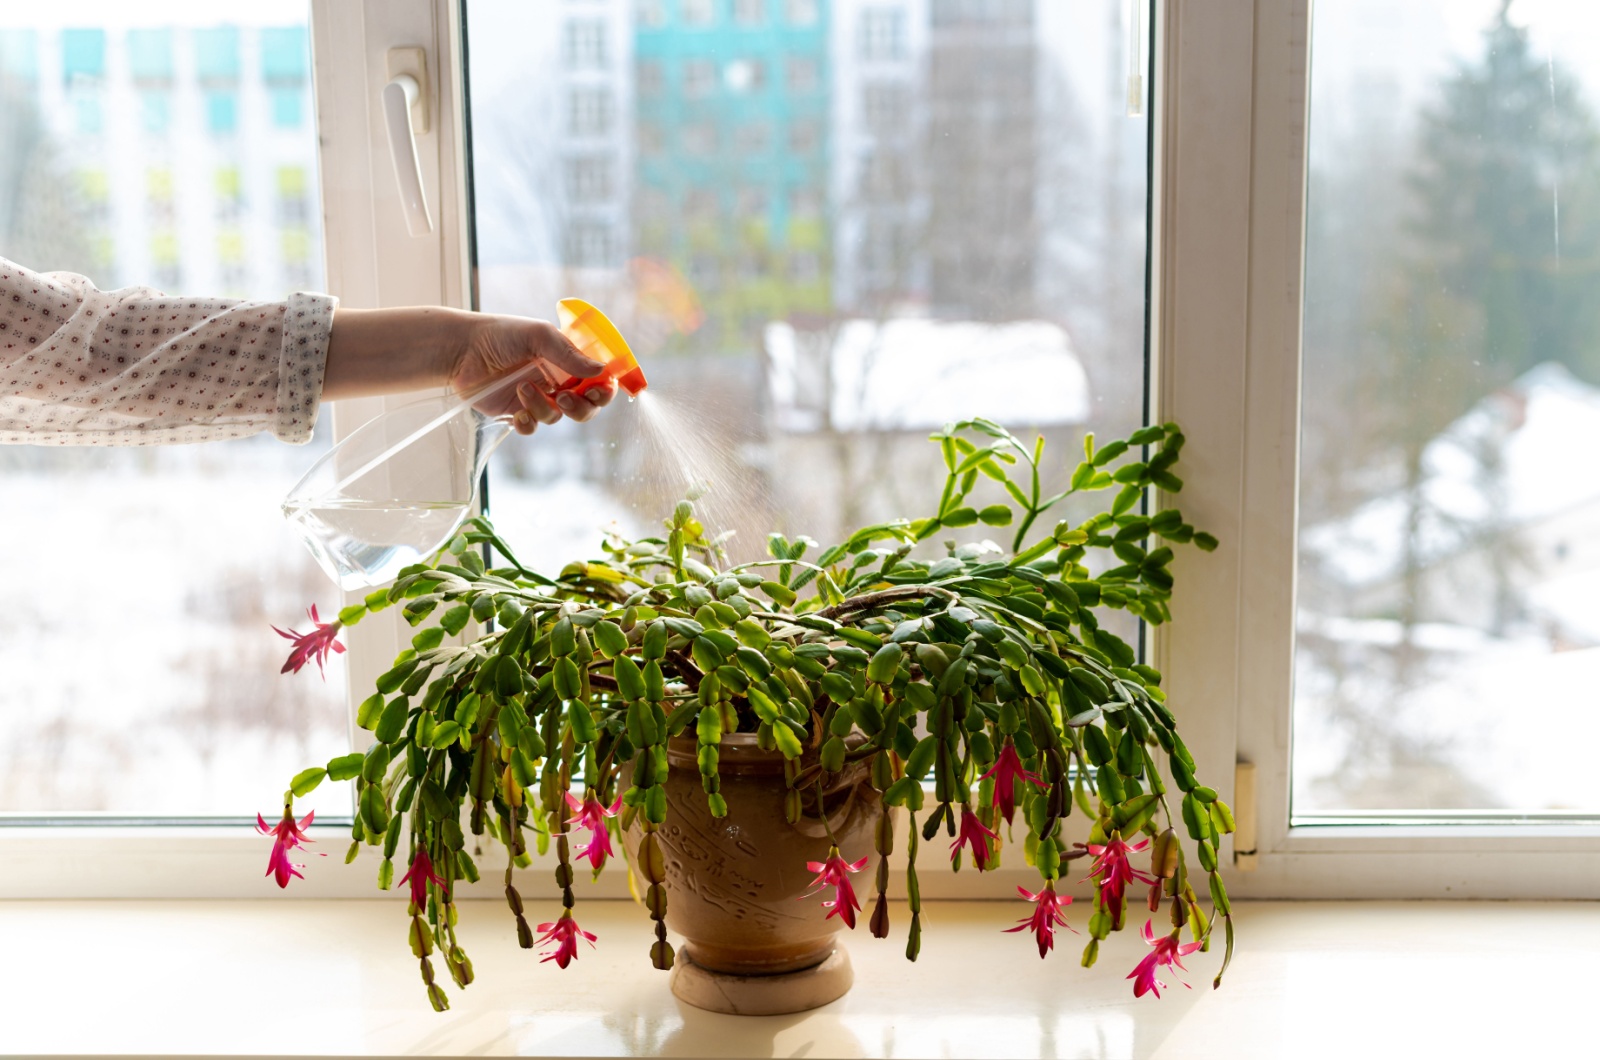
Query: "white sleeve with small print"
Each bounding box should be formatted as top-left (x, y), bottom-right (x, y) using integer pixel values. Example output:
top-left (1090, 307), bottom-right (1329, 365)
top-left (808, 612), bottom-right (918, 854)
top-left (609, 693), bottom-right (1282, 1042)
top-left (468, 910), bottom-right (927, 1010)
top-left (0, 256), bottom-right (335, 446)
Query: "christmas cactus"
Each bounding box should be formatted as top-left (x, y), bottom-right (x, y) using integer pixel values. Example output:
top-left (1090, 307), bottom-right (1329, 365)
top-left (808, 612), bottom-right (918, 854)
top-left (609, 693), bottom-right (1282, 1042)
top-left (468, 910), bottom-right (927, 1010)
top-left (265, 419), bottom-right (1232, 1010)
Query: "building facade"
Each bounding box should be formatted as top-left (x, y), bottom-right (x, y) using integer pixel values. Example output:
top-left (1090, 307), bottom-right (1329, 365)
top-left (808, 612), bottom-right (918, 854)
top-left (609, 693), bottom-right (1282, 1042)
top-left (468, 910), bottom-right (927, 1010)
top-left (0, 21), bottom-right (321, 299)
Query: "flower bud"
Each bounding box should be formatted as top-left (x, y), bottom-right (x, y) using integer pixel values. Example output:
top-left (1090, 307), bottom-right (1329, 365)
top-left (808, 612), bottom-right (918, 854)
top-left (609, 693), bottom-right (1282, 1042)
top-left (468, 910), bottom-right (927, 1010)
top-left (870, 894), bottom-right (891, 939)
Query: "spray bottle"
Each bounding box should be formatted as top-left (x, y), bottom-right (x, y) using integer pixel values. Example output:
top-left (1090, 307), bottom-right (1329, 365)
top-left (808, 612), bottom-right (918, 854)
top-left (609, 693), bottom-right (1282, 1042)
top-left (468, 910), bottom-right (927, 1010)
top-left (282, 298), bottom-right (646, 590)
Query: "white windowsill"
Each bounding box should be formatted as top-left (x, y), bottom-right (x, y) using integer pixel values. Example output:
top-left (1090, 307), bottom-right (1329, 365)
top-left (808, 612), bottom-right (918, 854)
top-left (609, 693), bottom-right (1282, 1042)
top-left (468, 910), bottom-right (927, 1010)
top-left (2, 898), bottom-right (1591, 1058)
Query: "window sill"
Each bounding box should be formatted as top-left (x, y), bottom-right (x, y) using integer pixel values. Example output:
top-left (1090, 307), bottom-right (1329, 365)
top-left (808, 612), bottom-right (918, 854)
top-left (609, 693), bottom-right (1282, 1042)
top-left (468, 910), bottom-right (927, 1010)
top-left (2, 898), bottom-right (1591, 1057)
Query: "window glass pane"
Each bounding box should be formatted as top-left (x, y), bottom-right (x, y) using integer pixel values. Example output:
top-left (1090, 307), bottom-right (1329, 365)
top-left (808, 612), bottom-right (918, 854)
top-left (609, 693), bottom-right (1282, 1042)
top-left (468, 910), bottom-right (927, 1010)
top-left (464, 0), bottom-right (1149, 624)
top-left (1296, 0), bottom-right (1600, 816)
top-left (0, 2), bottom-right (346, 818)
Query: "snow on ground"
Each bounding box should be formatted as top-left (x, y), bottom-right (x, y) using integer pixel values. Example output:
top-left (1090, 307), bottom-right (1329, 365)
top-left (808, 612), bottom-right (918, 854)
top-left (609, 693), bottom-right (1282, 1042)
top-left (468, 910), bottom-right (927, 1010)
top-left (0, 434), bottom-right (636, 816)
top-left (1295, 614), bottom-right (1600, 812)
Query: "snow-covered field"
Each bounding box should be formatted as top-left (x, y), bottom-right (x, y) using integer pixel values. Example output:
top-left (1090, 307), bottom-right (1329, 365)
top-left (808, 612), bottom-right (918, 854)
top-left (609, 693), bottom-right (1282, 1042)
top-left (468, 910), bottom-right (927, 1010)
top-left (0, 438), bottom-right (637, 817)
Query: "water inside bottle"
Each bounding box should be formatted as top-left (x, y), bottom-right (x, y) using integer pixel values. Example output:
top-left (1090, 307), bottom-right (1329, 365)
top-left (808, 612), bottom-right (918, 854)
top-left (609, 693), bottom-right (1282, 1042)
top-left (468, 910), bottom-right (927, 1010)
top-left (282, 387), bottom-right (513, 590)
top-left (284, 498), bottom-right (473, 591)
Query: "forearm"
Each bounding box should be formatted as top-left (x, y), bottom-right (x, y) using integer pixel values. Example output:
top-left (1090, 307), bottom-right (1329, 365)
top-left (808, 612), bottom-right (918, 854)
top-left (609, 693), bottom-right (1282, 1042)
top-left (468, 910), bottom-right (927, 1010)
top-left (321, 306), bottom-right (476, 401)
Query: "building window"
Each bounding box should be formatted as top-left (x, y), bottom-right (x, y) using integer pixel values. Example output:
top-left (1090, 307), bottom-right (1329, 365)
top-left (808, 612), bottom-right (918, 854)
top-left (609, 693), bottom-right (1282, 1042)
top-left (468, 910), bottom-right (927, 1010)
top-left (70, 93), bottom-right (103, 135)
top-left (205, 90), bottom-right (238, 135)
top-left (725, 58), bottom-right (766, 93)
top-left (637, 59), bottom-right (665, 96)
top-left (689, 252), bottom-right (721, 290)
top-left (564, 156), bottom-right (615, 204)
top-left (139, 90), bottom-right (172, 134)
top-left (0, 29), bottom-right (41, 83)
top-left (736, 249), bottom-right (765, 282)
top-left (127, 28), bottom-right (174, 85)
top-left (861, 152), bottom-right (908, 201)
top-left (789, 249), bottom-right (822, 283)
top-left (271, 87), bottom-right (305, 128)
top-left (736, 121), bottom-right (771, 155)
top-left (683, 122), bottom-right (717, 155)
top-left (682, 0), bottom-right (715, 27)
top-left (736, 186), bottom-right (769, 220)
top-left (78, 168), bottom-right (111, 231)
top-left (639, 121), bottom-right (666, 155)
top-left (683, 59), bottom-right (716, 99)
top-left (193, 26), bottom-right (241, 83)
top-left (563, 222), bottom-right (614, 267)
top-left (637, 0), bottom-right (667, 28)
top-left (150, 231), bottom-right (181, 290)
top-left (567, 87), bottom-right (614, 136)
top-left (861, 220), bottom-right (907, 276)
top-left (862, 81), bottom-right (911, 135)
top-left (60, 28), bottom-right (105, 84)
top-left (860, 7), bottom-right (907, 60)
top-left (636, 186), bottom-right (672, 222)
top-left (146, 168), bottom-right (176, 226)
top-left (281, 227), bottom-right (313, 289)
top-left (217, 228), bottom-right (247, 286)
top-left (277, 166), bottom-right (312, 226)
top-left (789, 186), bottom-right (822, 220)
top-left (260, 26), bottom-right (309, 82)
top-left (214, 166), bottom-right (244, 222)
top-left (685, 188), bottom-right (719, 218)
top-left (563, 19), bottom-right (607, 70)
top-left (931, 0), bottom-right (1033, 27)
top-left (733, 0), bottom-right (766, 26)
top-left (785, 0), bottom-right (820, 26)
top-left (786, 56), bottom-right (818, 94)
top-left (787, 119), bottom-right (819, 154)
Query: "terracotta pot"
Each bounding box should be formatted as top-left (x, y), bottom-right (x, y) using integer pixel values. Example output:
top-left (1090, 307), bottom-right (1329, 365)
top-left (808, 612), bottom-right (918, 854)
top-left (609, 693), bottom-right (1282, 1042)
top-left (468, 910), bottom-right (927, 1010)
top-left (626, 733), bottom-right (881, 978)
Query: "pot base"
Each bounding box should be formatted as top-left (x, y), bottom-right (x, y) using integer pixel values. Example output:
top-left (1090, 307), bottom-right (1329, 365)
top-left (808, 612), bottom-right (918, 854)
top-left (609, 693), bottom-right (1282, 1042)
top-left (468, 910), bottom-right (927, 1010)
top-left (670, 946), bottom-right (853, 1016)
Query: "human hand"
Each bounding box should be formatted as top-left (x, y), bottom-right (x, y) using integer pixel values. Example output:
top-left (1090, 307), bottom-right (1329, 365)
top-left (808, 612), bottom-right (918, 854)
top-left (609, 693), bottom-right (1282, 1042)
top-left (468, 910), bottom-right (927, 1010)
top-left (452, 314), bottom-right (618, 436)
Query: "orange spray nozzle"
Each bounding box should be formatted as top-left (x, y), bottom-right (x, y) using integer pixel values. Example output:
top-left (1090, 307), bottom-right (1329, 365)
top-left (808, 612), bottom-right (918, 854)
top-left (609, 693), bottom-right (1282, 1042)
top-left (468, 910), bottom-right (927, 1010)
top-left (555, 297), bottom-right (648, 397)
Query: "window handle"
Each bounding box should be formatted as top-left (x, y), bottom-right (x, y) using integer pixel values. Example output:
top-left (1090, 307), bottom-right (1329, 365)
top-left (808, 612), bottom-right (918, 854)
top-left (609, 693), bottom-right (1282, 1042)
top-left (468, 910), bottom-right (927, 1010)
top-left (382, 73), bottom-right (433, 236)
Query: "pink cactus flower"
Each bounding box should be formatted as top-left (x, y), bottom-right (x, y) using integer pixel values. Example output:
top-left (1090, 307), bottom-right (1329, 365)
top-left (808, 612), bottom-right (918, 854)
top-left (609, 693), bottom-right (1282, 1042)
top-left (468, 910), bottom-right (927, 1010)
top-left (950, 805), bottom-right (999, 871)
top-left (255, 808), bottom-right (318, 888)
top-left (801, 846), bottom-right (869, 928)
top-left (1085, 832), bottom-right (1154, 928)
top-left (398, 847), bottom-right (449, 911)
top-left (978, 742), bottom-right (1046, 825)
top-left (1003, 883), bottom-right (1077, 958)
top-left (564, 791), bottom-right (623, 871)
top-left (1128, 919), bottom-right (1203, 999)
top-left (535, 913), bottom-right (597, 968)
top-left (272, 604), bottom-right (346, 678)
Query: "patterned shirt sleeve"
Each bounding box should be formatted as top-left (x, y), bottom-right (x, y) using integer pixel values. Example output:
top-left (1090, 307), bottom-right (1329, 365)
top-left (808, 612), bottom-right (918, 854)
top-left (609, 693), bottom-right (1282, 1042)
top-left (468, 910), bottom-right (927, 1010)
top-left (0, 256), bottom-right (336, 446)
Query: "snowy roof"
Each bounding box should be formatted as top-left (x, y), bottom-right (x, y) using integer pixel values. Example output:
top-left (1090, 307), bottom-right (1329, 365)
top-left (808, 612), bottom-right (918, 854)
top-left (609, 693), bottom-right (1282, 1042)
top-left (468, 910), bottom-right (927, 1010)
top-left (764, 318), bottom-right (1090, 432)
top-left (1304, 362), bottom-right (1600, 587)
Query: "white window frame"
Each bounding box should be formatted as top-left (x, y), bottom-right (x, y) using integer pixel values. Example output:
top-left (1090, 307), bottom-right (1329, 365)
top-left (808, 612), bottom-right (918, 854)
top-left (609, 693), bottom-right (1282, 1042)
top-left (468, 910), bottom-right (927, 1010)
top-left (1, 0), bottom-right (475, 899)
top-left (1154, 0), bottom-right (1600, 900)
top-left (13, 0), bottom-right (1592, 903)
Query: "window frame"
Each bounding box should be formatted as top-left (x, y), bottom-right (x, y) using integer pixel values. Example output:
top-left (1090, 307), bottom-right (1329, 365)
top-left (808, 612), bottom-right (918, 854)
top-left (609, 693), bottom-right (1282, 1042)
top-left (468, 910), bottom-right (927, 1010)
top-left (1153, 0), bottom-right (1600, 900)
top-left (0, 0), bottom-right (475, 899)
top-left (12, 0), bottom-right (1588, 904)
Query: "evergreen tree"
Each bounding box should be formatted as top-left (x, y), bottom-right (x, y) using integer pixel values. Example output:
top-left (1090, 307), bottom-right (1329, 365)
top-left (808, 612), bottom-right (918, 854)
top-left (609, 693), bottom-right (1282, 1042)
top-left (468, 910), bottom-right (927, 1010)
top-left (1407, 0), bottom-right (1600, 384)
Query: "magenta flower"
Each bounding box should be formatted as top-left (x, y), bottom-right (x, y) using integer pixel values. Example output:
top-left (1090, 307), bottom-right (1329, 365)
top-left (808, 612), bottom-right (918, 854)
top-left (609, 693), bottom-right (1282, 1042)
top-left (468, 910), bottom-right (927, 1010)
top-left (256, 807), bottom-right (318, 888)
top-left (273, 604), bottom-right (346, 678)
top-left (1128, 919), bottom-right (1203, 999)
top-left (535, 913), bottom-right (597, 968)
top-left (398, 847), bottom-right (449, 911)
top-left (801, 846), bottom-right (869, 928)
top-left (1003, 883), bottom-right (1077, 958)
top-left (1084, 832), bottom-right (1154, 929)
top-left (950, 805), bottom-right (999, 871)
top-left (564, 791), bottom-right (623, 871)
top-left (978, 742), bottom-right (1046, 825)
